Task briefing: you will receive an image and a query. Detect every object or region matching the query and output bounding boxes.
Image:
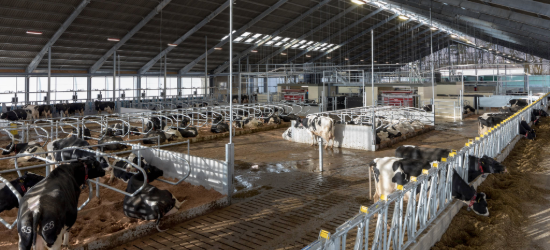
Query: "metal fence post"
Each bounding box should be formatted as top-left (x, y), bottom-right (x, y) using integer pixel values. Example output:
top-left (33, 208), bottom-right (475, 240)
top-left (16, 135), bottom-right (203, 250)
top-left (319, 137), bottom-right (323, 172)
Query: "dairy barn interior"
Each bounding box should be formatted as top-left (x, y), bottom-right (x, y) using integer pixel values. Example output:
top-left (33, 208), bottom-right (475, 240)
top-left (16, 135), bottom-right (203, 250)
top-left (0, 0), bottom-right (550, 249)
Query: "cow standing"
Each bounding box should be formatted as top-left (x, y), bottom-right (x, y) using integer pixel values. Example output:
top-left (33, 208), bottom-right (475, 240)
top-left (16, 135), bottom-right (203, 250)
top-left (519, 120), bottom-right (536, 140)
top-left (0, 109), bottom-right (28, 121)
top-left (452, 170), bottom-right (489, 216)
top-left (94, 101), bottom-right (115, 114)
top-left (296, 114), bottom-right (335, 149)
top-left (0, 172), bottom-right (44, 214)
top-left (17, 158), bottom-right (107, 250)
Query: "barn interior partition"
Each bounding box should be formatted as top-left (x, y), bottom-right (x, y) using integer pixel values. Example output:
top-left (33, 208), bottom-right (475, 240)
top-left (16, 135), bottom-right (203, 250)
top-left (303, 92), bottom-right (548, 250)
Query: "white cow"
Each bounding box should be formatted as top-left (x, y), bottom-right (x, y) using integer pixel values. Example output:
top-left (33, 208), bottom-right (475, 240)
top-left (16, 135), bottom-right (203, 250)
top-left (297, 114), bottom-right (335, 149)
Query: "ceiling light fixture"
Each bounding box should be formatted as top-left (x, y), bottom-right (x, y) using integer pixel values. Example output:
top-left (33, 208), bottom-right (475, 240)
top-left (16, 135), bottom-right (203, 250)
top-left (430, 27), bottom-right (438, 30)
top-left (327, 56), bottom-right (331, 59)
top-left (281, 52), bottom-right (287, 55)
top-left (398, 15), bottom-right (410, 20)
top-left (251, 50), bottom-right (258, 53)
top-left (26, 31), bottom-right (42, 35)
top-left (167, 43), bottom-right (178, 47)
top-left (214, 47), bottom-right (223, 50)
top-left (107, 38), bottom-right (120, 42)
top-left (351, 0), bottom-right (366, 4)
top-left (306, 55), bottom-right (311, 57)
top-left (345, 58), bottom-right (349, 61)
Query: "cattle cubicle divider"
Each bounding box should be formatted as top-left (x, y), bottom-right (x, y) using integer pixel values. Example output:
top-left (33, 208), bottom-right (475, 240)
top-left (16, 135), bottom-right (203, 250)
top-left (302, 92), bottom-right (549, 250)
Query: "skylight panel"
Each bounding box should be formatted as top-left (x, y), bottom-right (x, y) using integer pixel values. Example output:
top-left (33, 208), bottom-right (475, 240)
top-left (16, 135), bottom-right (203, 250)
top-left (282, 38), bottom-right (290, 42)
top-left (245, 38), bottom-right (255, 43)
top-left (253, 33), bottom-right (262, 38)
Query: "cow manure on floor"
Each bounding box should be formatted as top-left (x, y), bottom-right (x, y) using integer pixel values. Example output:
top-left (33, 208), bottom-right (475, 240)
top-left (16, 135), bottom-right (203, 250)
top-left (433, 117), bottom-right (550, 250)
top-left (232, 185), bottom-right (273, 199)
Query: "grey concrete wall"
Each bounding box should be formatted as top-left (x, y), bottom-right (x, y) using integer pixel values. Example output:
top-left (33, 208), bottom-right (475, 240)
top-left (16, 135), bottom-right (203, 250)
top-left (286, 121), bottom-right (375, 151)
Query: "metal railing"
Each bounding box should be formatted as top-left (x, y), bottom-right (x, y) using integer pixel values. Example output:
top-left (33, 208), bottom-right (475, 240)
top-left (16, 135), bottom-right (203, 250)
top-left (303, 92), bottom-right (548, 250)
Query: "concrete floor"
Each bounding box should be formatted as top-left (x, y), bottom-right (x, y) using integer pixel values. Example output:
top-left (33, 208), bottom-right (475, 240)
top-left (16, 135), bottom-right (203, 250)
top-left (113, 116), bottom-right (480, 250)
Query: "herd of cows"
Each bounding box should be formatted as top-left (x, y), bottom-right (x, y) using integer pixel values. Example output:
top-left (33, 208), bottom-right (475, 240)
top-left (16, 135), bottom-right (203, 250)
top-left (0, 101), bottom-right (116, 121)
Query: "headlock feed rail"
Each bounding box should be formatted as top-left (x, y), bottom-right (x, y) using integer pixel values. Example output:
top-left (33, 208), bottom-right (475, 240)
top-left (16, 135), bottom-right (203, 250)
top-left (303, 93), bottom-right (548, 250)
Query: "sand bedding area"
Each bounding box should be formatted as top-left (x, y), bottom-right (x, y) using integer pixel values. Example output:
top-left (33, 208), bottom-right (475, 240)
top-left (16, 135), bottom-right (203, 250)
top-left (432, 117), bottom-right (550, 250)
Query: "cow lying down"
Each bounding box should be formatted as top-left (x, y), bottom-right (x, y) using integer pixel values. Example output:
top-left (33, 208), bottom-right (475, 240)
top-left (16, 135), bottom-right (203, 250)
top-left (371, 157), bottom-right (489, 216)
top-left (0, 172), bottom-right (44, 214)
top-left (46, 136), bottom-right (113, 172)
top-left (2, 141), bottom-right (45, 162)
top-left (123, 164), bottom-right (185, 231)
top-left (110, 153), bottom-right (147, 183)
top-left (98, 128), bottom-right (126, 151)
top-left (17, 158), bottom-right (107, 250)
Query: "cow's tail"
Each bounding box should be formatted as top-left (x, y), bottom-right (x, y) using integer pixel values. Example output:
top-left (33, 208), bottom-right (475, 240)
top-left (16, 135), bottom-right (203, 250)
top-left (31, 211), bottom-right (40, 248)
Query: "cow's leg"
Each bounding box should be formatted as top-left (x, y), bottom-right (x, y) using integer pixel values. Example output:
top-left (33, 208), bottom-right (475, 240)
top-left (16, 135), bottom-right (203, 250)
top-left (62, 231), bottom-right (70, 247)
top-left (46, 226), bottom-right (67, 250)
top-left (35, 235), bottom-right (46, 250)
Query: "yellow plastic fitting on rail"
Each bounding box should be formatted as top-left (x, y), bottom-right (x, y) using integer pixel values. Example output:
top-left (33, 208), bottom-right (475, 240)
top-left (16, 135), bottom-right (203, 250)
top-left (476, 137), bottom-right (480, 140)
top-left (411, 176), bottom-right (418, 182)
top-left (423, 169), bottom-right (429, 174)
top-left (360, 206), bottom-right (368, 214)
top-left (380, 194), bottom-right (388, 201)
top-left (433, 162), bottom-right (439, 168)
top-left (397, 185), bottom-right (404, 191)
top-left (320, 230), bottom-right (330, 239)
top-left (441, 158), bottom-right (447, 162)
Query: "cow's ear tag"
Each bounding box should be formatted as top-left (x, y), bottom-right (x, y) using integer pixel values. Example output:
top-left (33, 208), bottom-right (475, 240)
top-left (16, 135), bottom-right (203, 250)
top-left (319, 230), bottom-right (330, 240)
top-left (360, 206), bottom-right (369, 214)
top-left (397, 185), bottom-right (403, 191)
top-left (19, 179), bottom-right (24, 183)
top-left (411, 176), bottom-right (417, 182)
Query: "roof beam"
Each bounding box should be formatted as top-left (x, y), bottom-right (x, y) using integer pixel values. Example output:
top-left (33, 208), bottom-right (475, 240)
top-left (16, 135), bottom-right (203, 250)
top-left (179, 0), bottom-right (289, 75)
top-left (26, 0), bottom-right (89, 73)
top-left (348, 24), bottom-right (428, 63)
top-left (283, 8), bottom-right (386, 64)
top-left (306, 13), bottom-right (398, 64)
top-left (328, 20), bottom-right (417, 63)
top-left (383, 33), bottom-right (448, 63)
top-left (212, 0), bottom-right (332, 74)
top-left (139, 1), bottom-right (230, 74)
top-left (380, 30), bottom-right (444, 62)
top-left (480, 0), bottom-right (550, 18)
top-left (89, 0), bottom-right (172, 73)
top-left (256, 5), bottom-right (359, 65)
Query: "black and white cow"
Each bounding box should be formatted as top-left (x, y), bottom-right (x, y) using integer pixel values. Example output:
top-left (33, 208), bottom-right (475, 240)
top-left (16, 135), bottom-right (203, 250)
top-left (94, 101), bottom-right (115, 114)
top-left (233, 117), bottom-right (263, 129)
top-left (55, 103), bottom-right (85, 117)
top-left (123, 164), bottom-right (185, 229)
top-left (467, 155), bottom-right (507, 182)
top-left (279, 113), bottom-right (300, 123)
top-left (478, 112), bottom-right (510, 135)
top-left (464, 105), bottom-right (475, 114)
top-left (2, 141), bottom-right (45, 162)
top-left (108, 123), bottom-right (140, 136)
top-left (0, 172), bottom-right (44, 214)
top-left (263, 115), bottom-right (281, 125)
top-left (452, 170), bottom-right (489, 216)
top-left (110, 153), bottom-right (146, 183)
top-left (395, 145), bottom-right (451, 163)
top-left (0, 109), bottom-right (28, 121)
top-left (177, 126), bottom-right (199, 138)
top-left (519, 120), bottom-right (536, 140)
top-left (46, 136), bottom-right (112, 172)
top-left (98, 128), bottom-right (126, 151)
top-left (211, 116), bottom-right (229, 133)
top-left (532, 109), bottom-right (549, 118)
top-left (146, 117), bottom-right (166, 131)
top-left (422, 104), bottom-right (433, 112)
top-left (22, 105), bottom-right (52, 119)
top-left (69, 128), bottom-right (91, 139)
top-left (142, 129), bottom-right (167, 144)
top-left (282, 127), bottom-right (292, 140)
top-left (295, 114), bottom-right (335, 149)
top-left (17, 158), bottom-right (107, 250)
top-left (509, 99), bottom-right (528, 107)
top-left (370, 157), bottom-right (433, 200)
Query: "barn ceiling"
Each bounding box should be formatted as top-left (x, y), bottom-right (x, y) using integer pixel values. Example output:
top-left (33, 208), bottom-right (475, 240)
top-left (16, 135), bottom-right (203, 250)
top-left (0, 0), bottom-right (547, 75)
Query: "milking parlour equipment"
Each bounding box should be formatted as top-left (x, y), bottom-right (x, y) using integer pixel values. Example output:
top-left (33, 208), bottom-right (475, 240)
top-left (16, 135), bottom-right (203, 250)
top-left (303, 93), bottom-right (550, 250)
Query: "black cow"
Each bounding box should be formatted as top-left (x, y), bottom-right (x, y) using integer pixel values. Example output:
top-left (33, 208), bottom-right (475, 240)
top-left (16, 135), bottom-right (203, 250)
top-left (464, 105), bottom-right (475, 113)
top-left (177, 126), bottom-right (199, 138)
top-left (46, 136), bottom-right (112, 172)
top-left (94, 101), bottom-right (115, 114)
top-left (422, 104), bottom-right (433, 112)
top-left (211, 116), bottom-right (229, 133)
top-left (532, 109), bottom-right (549, 118)
top-left (0, 172), bottom-right (44, 214)
top-left (279, 113), bottom-right (300, 123)
top-left (55, 103), bottom-right (85, 117)
top-left (390, 158), bottom-right (432, 185)
top-left (17, 158), bottom-right (106, 250)
top-left (519, 120), bottom-right (536, 140)
top-left (146, 117), bottom-right (166, 131)
top-left (2, 141), bottom-right (41, 156)
top-left (109, 123), bottom-right (140, 136)
top-left (452, 170), bottom-right (489, 216)
top-left (98, 128), bottom-right (126, 151)
top-left (395, 146), bottom-right (451, 162)
top-left (110, 153), bottom-right (147, 183)
top-left (143, 129), bottom-right (167, 144)
top-left (467, 155), bottom-right (507, 182)
top-left (0, 109), bottom-right (28, 121)
top-left (509, 99), bottom-right (528, 107)
top-left (69, 128), bottom-right (91, 139)
top-left (123, 164), bottom-right (185, 229)
top-left (169, 115), bottom-right (190, 128)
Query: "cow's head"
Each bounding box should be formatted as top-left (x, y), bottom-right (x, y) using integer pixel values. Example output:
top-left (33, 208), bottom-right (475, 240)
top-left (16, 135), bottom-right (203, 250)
top-left (144, 164), bottom-right (164, 183)
top-left (2, 142), bottom-right (14, 155)
top-left (471, 192), bottom-right (489, 216)
top-left (391, 161), bottom-right (409, 185)
top-left (525, 130), bottom-right (536, 140)
top-left (83, 157), bottom-right (107, 179)
top-left (0, 113), bottom-right (6, 119)
top-left (480, 156), bottom-right (506, 173)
